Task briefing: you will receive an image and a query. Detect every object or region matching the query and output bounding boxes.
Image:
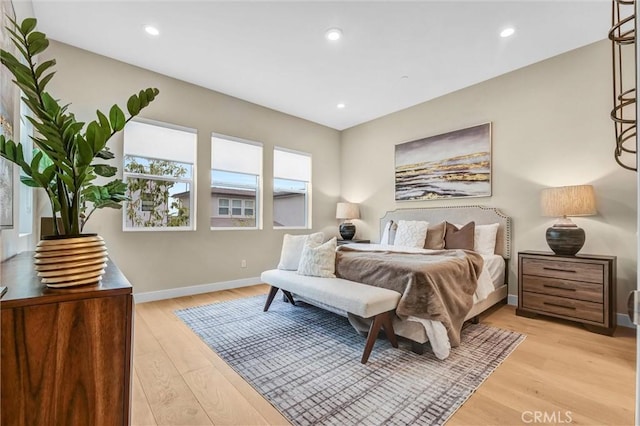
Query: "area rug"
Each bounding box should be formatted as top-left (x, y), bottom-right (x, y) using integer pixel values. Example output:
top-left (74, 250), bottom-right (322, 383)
top-left (175, 295), bottom-right (525, 426)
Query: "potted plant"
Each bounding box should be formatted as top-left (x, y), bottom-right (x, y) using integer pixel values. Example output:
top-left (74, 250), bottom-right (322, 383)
top-left (0, 17), bottom-right (159, 287)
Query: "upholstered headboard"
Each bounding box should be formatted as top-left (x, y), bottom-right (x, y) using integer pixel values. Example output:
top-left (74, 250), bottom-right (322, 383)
top-left (379, 205), bottom-right (512, 259)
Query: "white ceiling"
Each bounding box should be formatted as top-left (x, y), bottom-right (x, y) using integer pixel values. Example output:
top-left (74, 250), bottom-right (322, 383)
top-left (29, 1), bottom-right (611, 130)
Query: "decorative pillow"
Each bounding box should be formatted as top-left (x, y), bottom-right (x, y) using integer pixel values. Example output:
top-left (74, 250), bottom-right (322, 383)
top-left (445, 222), bottom-right (475, 250)
top-left (394, 220), bottom-right (429, 248)
top-left (425, 221), bottom-right (446, 250)
top-left (380, 220), bottom-right (393, 244)
top-left (277, 232), bottom-right (323, 270)
top-left (297, 237), bottom-right (337, 278)
top-left (474, 223), bottom-right (500, 255)
top-left (388, 222), bottom-right (398, 245)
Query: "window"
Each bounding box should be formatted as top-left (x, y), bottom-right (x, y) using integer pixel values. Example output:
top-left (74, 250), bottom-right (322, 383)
top-left (123, 120), bottom-right (196, 231)
top-left (18, 97), bottom-right (33, 235)
top-left (218, 199), bottom-right (230, 216)
top-left (273, 148), bottom-right (311, 228)
top-left (244, 200), bottom-right (255, 217)
top-left (211, 135), bottom-right (262, 229)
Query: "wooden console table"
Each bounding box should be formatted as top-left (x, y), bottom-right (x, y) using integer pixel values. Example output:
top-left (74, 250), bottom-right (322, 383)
top-left (0, 252), bottom-right (133, 426)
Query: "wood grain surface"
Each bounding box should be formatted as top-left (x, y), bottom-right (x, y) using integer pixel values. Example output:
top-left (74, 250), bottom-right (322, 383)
top-left (1, 253), bottom-right (133, 425)
top-left (132, 284), bottom-right (635, 426)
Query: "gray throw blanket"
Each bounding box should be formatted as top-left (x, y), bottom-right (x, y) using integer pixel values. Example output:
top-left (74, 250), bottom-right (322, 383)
top-left (335, 247), bottom-right (484, 346)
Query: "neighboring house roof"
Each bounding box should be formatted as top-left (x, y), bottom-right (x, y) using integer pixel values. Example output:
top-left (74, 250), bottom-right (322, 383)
top-left (173, 187), bottom-right (303, 199)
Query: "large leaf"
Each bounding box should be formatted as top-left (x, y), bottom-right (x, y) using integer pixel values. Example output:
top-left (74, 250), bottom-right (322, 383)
top-left (34, 59), bottom-right (55, 79)
top-left (26, 31), bottom-right (45, 44)
top-left (126, 94), bottom-right (141, 116)
top-left (92, 164), bottom-right (117, 177)
top-left (96, 148), bottom-right (115, 160)
top-left (38, 72), bottom-right (55, 91)
top-left (96, 110), bottom-right (111, 134)
top-left (109, 105), bottom-right (125, 131)
top-left (20, 176), bottom-right (41, 188)
top-left (20, 18), bottom-right (37, 34)
top-left (76, 136), bottom-right (93, 166)
top-left (27, 38), bottom-right (49, 56)
top-left (85, 121), bottom-right (103, 153)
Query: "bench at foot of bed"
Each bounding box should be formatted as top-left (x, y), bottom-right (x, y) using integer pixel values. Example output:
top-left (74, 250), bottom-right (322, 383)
top-left (261, 269), bottom-right (402, 364)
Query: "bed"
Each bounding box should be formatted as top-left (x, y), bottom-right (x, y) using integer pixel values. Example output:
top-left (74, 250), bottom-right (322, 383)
top-left (291, 205), bottom-right (511, 359)
top-left (368, 206), bottom-right (509, 351)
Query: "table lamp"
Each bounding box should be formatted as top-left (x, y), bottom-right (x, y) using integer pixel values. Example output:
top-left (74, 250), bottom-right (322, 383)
top-left (541, 185), bottom-right (596, 255)
top-left (336, 202), bottom-right (360, 240)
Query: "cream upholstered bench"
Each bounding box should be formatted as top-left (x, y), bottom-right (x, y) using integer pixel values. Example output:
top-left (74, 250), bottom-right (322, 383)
top-left (260, 269), bottom-right (401, 364)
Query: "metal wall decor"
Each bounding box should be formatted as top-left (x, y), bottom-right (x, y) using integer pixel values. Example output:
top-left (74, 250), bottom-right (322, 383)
top-left (609, 0), bottom-right (637, 171)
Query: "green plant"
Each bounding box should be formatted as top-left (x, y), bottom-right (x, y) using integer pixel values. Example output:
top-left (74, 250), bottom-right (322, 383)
top-left (0, 17), bottom-right (159, 236)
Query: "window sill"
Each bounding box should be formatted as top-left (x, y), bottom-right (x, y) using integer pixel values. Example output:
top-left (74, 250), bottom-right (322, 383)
top-left (122, 226), bottom-right (195, 232)
top-left (210, 227), bottom-right (260, 231)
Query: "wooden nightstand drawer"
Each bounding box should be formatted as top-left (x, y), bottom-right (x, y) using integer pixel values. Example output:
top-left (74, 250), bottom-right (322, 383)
top-left (522, 276), bottom-right (603, 303)
top-left (521, 257), bottom-right (603, 284)
top-left (522, 291), bottom-right (603, 323)
top-left (517, 251), bottom-right (616, 335)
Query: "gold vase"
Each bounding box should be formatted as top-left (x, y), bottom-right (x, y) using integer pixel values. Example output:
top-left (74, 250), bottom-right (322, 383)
top-left (34, 234), bottom-right (108, 288)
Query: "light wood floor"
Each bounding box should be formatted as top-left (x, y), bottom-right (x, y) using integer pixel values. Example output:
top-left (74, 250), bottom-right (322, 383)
top-left (132, 285), bottom-right (636, 425)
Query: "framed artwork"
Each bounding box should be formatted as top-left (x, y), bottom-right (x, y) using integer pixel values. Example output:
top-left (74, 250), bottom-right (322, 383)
top-left (0, 0), bottom-right (16, 229)
top-left (395, 123), bottom-right (491, 201)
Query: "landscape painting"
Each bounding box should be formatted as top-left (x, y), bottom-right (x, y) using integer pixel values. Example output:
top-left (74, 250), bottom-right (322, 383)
top-left (395, 123), bottom-right (491, 201)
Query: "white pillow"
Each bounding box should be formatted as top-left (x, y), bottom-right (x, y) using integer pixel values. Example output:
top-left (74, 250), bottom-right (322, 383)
top-left (380, 220), bottom-right (393, 244)
top-left (277, 232), bottom-right (324, 270)
top-left (475, 223), bottom-right (500, 255)
top-left (393, 220), bottom-right (429, 248)
top-left (297, 237), bottom-right (337, 278)
top-left (454, 222), bottom-right (499, 255)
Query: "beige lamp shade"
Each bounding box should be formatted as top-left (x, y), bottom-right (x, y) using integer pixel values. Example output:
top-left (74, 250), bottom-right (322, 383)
top-left (336, 202), bottom-right (360, 220)
top-left (541, 185), bottom-right (597, 218)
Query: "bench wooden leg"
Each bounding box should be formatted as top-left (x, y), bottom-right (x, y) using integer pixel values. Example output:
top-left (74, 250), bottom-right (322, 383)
top-left (282, 290), bottom-right (295, 306)
top-left (361, 311), bottom-right (397, 364)
top-left (263, 286), bottom-right (279, 312)
top-left (381, 312), bottom-right (398, 348)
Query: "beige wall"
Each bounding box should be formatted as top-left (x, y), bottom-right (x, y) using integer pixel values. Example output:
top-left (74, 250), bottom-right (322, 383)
top-left (340, 40), bottom-right (637, 313)
top-left (39, 41), bottom-right (341, 294)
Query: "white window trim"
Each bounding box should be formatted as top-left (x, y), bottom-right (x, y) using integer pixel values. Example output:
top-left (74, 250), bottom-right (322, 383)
top-left (210, 134), bottom-right (263, 230)
top-left (272, 149), bottom-right (312, 229)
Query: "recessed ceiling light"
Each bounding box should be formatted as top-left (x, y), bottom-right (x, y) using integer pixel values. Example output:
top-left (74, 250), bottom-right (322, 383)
top-left (325, 28), bottom-right (343, 41)
top-left (337, 103), bottom-right (346, 109)
top-left (145, 25), bottom-right (160, 36)
top-left (500, 27), bottom-right (515, 38)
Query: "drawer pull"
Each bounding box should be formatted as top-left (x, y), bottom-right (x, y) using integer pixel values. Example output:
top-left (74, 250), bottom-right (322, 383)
top-left (543, 301), bottom-right (576, 310)
top-left (543, 284), bottom-right (576, 291)
top-left (543, 267), bottom-right (577, 273)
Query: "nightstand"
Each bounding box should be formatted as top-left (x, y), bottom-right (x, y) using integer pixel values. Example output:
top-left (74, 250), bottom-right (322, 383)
top-left (337, 239), bottom-right (370, 246)
top-left (516, 251), bottom-right (616, 335)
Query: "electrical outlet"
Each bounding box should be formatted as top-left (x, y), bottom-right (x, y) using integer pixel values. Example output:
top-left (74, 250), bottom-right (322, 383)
top-left (241, 259), bottom-right (247, 268)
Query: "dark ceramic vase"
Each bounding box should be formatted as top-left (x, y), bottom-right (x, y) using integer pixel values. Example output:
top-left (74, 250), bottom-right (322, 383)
top-left (545, 226), bottom-right (585, 256)
top-left (339, 222), bottom-right (356, 240)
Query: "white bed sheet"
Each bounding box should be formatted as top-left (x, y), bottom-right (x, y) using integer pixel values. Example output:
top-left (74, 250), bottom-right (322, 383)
top-left (338, 243), bottom-right (506, 360)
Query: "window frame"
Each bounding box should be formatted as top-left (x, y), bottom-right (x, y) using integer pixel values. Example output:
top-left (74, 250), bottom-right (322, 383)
top-left (273, 147), bottom-right (312, 230)
top-left (210, 134), bottom-right (263, 231)
top-left (122, 119), bottom-right (197, 232)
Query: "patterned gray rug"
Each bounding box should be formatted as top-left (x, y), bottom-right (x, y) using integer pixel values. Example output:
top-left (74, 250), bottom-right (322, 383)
top-left (175, 295), bottom-right (524, 426)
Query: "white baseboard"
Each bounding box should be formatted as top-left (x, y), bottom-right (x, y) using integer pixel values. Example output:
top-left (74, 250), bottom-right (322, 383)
top-left (134, 276), bottom-right (260, 304)
top-left (507, 294), bottom-right (635, 329)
